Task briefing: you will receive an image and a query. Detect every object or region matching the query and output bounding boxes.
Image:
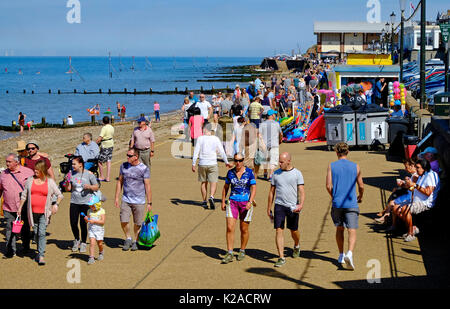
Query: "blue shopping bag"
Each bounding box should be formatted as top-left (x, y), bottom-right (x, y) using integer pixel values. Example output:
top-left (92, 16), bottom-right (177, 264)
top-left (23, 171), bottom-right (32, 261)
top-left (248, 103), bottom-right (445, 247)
top-left (138, 212), bottom-right (160, 247)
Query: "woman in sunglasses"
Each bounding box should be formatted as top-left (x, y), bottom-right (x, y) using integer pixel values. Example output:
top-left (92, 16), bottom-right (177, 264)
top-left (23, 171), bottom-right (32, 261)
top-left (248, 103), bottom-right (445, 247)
top-left (220, 153), bottom-right (256, 264)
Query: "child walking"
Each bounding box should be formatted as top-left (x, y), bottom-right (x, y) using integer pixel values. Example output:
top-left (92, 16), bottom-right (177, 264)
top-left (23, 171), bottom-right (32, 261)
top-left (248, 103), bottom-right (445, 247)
top-left (84, 194), bottom-right (106, 265)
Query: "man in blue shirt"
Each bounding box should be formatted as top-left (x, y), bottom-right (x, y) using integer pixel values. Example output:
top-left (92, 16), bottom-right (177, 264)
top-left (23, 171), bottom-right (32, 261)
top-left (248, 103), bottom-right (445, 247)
top-left (390, 101), bottom-right (406, 118)
top-left (373, 78), bottom-right (386, 107)
top-left (74, 133), bottom-right (100, 170)
top-left (220, 153), bottom-right (256, 264)
top-left (326, 142), bottom-right (364, 270)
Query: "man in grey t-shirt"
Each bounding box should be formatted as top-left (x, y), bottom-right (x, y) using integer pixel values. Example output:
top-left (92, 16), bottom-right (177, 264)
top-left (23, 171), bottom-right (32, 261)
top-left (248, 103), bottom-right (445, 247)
top-left (220, 93), bottom-right (233, 116)
top-left (267, 152), bottom-right (305, 267)
top-left (259, 110), bottom-right (283, 180)
top-left (115, 148), bottom-right (152, 251)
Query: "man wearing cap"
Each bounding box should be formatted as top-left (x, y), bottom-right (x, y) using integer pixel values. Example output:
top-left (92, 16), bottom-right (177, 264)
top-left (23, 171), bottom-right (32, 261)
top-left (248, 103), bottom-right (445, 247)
top-left (24, 141), bottom-right (54, 180)
top-left (259, 110), bottom-right (283, 180)
top-left (0, 153), bottom-right (34, 257)
top-left (391, 101), bottom-right (406, 118)
top-left (130, 116), bottom-right (155, 169)
top-left (96, 116), bottom-right (115, 182)
top-left (419, 147), bottom-right (440, 174)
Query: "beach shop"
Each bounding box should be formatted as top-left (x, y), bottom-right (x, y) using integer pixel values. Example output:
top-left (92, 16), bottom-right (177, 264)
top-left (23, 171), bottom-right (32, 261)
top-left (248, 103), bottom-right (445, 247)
top-left (329, 64), bottom-right (400, 104)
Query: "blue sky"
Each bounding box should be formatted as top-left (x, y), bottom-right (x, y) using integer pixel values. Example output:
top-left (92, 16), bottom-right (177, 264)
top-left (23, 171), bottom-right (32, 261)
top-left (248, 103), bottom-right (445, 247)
top-left (0, 0), bottom-right (447, 56)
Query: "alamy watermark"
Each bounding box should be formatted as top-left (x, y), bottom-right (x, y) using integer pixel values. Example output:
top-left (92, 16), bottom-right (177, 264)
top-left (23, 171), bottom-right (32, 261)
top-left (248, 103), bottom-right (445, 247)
top-left (366, 259), bottom-right (382, 284)
top-left (366, 0), bottom-right (381, 23)
top-left (66, 259), bottom-right (81, 283)
top-left (66, 0), bottom-right (81, 24)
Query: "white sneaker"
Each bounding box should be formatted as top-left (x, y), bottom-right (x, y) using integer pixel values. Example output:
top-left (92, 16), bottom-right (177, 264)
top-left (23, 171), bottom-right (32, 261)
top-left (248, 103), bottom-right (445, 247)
top-left (344, 254), bottom-right (355, 270)
top-left (413, 226), bottom-right (420, 236)
top-left (72, 240), bottom-right (80, 252)
top-left (338, 253), bottom-right (346, 264)
top-left (79, 243), bottom-right (87, 253)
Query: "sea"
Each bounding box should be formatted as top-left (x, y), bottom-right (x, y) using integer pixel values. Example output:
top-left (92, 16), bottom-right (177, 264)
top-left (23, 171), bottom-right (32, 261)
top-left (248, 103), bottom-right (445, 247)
top-left (0, 56), bottom-right (261, 127)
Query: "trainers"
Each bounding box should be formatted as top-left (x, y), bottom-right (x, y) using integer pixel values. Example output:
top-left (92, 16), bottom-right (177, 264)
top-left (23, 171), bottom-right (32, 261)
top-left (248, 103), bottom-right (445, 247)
top-left (131, 242), bottom-right (139, 251)
top-left (122, 239), bottom-right (132, 251)
top-left (404, 234), bottom-right (416, 242)
top-left (72, 239), bottom-right (80, 252)
top-left (208, 197), bottom-right (215, 210)
top-left (38, 256), bottom-right (46, 266)
top-left (237, 250), bottom-right (246, 261)
top-left (293, 246), bottom-right (301, 258)
top-left (274, 257), bottom-right (286, 267)
top-left (221, 252), bottom-right (234, 264)
top-left (338, 253), bottom-right (346, 264)
top-left (413, 226), bottom-right (420, 236)
top-left (79, 243), bottom-right (87, 253)
top-left (344, 255), bottom-right (355, 270)
top-left (202, 201), bottom-right (208, 209)
top-left (97, 252), bottom-right (104, 261)
top-left (87, 256), bottom-right (95, 265)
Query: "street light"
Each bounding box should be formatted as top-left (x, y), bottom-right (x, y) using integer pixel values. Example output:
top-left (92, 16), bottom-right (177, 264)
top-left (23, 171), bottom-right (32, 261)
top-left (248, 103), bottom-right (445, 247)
top-left (399, 0), bottom-right (406, 81)
top-left (385, 22), bottom-right (391, 55)
top-left (381, 29), bottom-right (385, 53)
top-left (390, 12), bottom-right (396, 63)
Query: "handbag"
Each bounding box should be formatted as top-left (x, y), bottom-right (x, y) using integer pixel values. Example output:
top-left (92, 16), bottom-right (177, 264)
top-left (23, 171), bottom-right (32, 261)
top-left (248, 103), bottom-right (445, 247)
top-left (138, 211), bottom-right (160, 247)
top-left (12, 215), bottom-right (24, 234)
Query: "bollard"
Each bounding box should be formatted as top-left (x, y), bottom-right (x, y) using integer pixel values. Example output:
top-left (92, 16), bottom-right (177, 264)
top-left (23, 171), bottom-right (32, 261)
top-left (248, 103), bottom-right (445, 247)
top-left (91, 115), bottom-right (95, 125)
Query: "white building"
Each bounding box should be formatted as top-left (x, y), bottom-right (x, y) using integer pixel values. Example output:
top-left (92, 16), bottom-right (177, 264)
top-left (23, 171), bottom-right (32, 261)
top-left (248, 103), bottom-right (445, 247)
top-left (403, 22), bottom-right (441, 61)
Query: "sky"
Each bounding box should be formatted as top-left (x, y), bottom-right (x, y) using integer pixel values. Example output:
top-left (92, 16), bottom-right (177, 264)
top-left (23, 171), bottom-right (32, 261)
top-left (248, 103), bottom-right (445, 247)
top-left (0, 0), bottom-right (448, 57)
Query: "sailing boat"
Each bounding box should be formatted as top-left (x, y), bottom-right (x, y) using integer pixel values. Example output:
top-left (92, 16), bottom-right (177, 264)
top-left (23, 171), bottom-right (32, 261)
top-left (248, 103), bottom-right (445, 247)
top-left (145, 57), bottom-right (153, 70)
top-left (66, 56), bottom-right (85, 82)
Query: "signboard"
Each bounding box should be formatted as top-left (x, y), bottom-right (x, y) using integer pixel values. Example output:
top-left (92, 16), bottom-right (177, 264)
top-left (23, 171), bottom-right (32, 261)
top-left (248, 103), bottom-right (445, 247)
top-left (440, 22), bottom-right (450, 43)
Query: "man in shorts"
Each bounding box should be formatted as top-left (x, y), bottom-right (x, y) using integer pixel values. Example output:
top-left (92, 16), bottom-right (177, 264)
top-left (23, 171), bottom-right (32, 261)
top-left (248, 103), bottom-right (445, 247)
top-left (97, 116), bottom-right (115, 182)
top-left (220, 153), bottom-right (256, 264)
top-left (259, 109), bottom-right (283, 180)
top-left (192, 123), bottom-right (231, 209)
top-left (114, 148), bottom-right (152, 251)
top-left (267, 152), bottom-right (305, 267)
top-left (326, 142), bottom-right (364, 270)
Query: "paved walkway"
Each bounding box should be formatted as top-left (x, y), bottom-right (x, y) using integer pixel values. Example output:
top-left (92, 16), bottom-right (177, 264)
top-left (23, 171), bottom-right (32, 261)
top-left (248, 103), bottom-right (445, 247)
top-left (0, 134), bottom-right (434, 289)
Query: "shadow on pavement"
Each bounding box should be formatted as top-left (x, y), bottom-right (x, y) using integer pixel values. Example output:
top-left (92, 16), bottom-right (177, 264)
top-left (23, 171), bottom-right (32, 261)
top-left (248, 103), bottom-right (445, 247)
top-left (245, 267), bottom-right (325, 289)
top-left (334, 275), bottom-right (449, 289)
top-left (192, 245), bottom-right (226, 261)
top-left (170, 199), bottom-right (206, 208)
top-left (305, 145), bottom-right (328, 152)
top-left (363, 176), bottom-right (397, 191)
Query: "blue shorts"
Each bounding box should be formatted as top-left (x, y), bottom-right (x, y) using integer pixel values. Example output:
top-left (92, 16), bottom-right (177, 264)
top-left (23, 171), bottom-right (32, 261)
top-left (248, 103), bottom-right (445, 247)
top-left (394, 192), bottom-right (412, 207)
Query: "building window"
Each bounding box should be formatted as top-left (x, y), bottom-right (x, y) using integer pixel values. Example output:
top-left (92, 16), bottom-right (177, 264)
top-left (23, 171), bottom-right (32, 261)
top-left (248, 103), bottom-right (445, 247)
top-left (416, 32), bottom-right (434, 48)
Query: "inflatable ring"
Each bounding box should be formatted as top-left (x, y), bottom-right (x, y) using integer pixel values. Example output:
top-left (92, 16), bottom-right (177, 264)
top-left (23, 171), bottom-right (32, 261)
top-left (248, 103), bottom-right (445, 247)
top-left (280, 116), bottom-right (294, 127)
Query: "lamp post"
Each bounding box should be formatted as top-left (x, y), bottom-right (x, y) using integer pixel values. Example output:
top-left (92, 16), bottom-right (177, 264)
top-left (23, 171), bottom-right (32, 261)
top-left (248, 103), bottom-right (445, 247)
top-left (390, 11), bottom-right (396, 64)
top-left (399, 0), bottom-right (406, 81)
top-left (385, 22), bottom-right (391, 55)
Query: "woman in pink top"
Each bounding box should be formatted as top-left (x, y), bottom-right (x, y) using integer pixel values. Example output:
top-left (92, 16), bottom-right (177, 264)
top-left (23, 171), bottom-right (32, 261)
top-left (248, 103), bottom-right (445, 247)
top-left (189, 107), bottom-right (204, 147)
top-left (154, 101), bottom-right (160, 122)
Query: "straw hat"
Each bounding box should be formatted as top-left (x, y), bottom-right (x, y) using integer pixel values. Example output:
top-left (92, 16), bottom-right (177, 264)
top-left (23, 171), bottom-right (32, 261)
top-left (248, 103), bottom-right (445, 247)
top-left (14, 140), bottom-right (27, 151)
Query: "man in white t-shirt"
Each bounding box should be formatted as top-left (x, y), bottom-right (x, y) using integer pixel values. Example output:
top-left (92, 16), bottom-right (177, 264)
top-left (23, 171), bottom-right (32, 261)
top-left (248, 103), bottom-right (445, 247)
top-left (259, 110), bottom-right (283, 180)
top-left (192, 124), bottom-right (232, 209)
top-left (196, 94), bottom-right (213, 124)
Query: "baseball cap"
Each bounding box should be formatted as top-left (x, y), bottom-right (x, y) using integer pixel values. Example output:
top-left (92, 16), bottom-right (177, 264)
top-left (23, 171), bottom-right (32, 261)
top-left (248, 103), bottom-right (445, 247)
top-left (88, 194), bottom-right (101, 206)
top-left (267, 109), bottom-right (278, 116)
top-left (26, 140), bottom-right (39, 149)
top-left (137, 116), bottom-right (147, 123)
top-left (419, 147), bottom-right (438, 156)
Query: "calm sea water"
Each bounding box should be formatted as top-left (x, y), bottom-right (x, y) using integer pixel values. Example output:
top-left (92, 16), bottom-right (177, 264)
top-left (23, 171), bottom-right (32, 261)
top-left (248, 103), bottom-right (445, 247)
top-left (0, 57), bottom-right (261, 126)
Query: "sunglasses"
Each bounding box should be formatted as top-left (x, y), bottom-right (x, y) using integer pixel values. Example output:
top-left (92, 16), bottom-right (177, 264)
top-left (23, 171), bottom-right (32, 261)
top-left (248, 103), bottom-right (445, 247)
top-left (26, 147), bottom-right (36, 150)
top-left (126, 154), bottom-right (136, 158)
top-left (234, 159), bottom-right (244, 163)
